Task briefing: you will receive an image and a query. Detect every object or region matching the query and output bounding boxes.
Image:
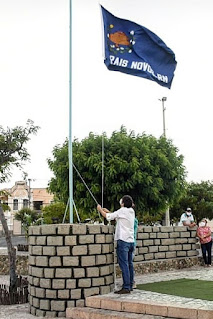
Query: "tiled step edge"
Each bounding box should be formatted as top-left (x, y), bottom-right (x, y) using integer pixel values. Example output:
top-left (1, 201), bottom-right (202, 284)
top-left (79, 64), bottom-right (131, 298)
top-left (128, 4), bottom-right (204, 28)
top-left (66, 307), bottom-right (165, 319)
top-left (84, 295), bottom-right (213, 319)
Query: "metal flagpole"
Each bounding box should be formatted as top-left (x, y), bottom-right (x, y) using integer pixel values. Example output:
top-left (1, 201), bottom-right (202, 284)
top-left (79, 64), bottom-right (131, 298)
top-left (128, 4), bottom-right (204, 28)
top-left (69, 0), bottom-right (73, 223)
top-left (102, 134), bottom-right (104, 208)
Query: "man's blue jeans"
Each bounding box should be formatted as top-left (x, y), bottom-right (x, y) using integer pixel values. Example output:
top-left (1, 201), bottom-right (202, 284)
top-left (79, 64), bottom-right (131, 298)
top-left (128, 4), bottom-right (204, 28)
top-left (117, 240), bottom-right (134, 290)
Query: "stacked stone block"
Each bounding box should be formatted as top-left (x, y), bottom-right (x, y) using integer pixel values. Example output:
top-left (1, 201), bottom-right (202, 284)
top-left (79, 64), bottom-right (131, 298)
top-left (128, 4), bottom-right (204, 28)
top-left (28, 224), bottom-right (199, 317)
top-left (28, 224), bottom-right (114, 317)
top-left (134, 226), bottom-right (199, 262)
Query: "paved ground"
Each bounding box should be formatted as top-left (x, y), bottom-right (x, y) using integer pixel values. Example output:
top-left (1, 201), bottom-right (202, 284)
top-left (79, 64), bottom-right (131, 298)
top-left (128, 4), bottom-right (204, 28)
top-left (0, 235), bottom-right (27, 247)
top-left (0, 264), bottom-right (212, 319)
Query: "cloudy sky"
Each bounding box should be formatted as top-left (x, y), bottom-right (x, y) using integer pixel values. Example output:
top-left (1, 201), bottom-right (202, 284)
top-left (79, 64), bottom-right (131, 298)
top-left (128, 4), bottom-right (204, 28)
top-left (1, 0), bottom-right (213, 189)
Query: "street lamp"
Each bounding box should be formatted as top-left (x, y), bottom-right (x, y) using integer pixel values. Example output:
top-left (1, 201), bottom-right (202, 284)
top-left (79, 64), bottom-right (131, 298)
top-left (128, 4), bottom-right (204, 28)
top-left (28, 178), bottom-right (35, 209)
top-left (159, 97), bottom-right (167, 137)
top-left (28, 178), bottom-right (31, 209)
top-left (159, 97), bottom-right (170, 226)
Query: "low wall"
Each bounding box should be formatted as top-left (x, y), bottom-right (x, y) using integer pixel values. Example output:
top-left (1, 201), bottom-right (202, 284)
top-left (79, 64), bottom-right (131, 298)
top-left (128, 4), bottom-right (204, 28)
top-left (0, 255), bottom-right (202, 277)
top-left (134, 225), bottom-right (198, 262)
top-left (0, 254), bottom-right (28, 275)
top-left (27, 224), bottom-right (199, 317)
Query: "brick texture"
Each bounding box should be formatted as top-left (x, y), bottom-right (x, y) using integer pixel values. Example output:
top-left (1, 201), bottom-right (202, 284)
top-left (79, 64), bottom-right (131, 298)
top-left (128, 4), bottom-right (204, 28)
top-left (28, 224), bottom-right (198, 317)
top-left (28, 224), bottom-right (114, 317)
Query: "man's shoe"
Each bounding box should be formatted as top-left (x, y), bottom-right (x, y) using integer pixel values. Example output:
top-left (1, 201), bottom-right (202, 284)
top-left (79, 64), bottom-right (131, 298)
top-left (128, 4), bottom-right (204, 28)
top-left (114, 288), bottom-right (130, 294)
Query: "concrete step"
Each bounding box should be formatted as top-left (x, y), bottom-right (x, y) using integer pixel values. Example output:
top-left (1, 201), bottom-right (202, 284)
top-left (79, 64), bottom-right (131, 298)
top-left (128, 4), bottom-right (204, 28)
top-left (66, 306), bottom-right (175, 319)
top-left (79, 294), bottom-right (213, 319)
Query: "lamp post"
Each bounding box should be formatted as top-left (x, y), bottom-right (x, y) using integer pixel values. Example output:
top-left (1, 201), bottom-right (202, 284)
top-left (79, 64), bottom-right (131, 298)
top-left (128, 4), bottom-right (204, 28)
top-left (28, 178), bottom-right (31, 209)
top-left (28, 178), bottom-right (35, 209)
top-left (159, 97), bottom-right (167, 137)
top-left (159, 97), bottom-right (170, 226)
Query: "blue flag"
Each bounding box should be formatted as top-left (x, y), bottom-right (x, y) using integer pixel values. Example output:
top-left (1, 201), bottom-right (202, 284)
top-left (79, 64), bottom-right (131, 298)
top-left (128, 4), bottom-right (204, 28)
top-left (101, 6), bottom-right (177, 89)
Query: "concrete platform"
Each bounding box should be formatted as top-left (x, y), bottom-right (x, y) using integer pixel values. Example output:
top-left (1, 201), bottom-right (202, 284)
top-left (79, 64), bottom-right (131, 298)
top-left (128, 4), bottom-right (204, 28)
top-left (67, 292), bottom-right (213, 319)
top-left (95, 292), bottom-right (213, 318)
top-left (66, 306), bottom-right (175, 319)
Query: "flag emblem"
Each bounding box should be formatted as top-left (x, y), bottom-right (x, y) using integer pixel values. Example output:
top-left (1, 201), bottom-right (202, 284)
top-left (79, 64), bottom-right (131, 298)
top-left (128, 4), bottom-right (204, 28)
top-left (108, 27), bottom-right (135, 54)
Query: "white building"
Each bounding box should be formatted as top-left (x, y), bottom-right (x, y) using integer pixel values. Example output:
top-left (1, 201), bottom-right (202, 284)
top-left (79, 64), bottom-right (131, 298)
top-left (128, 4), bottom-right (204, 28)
top-left (0, 181), bottom-right (53, 234)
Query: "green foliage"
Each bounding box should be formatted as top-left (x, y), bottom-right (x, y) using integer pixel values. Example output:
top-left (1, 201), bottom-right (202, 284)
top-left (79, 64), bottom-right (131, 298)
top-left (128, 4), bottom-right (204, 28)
top-left (0, 121), bottom-right (39, 286)
top-left (47, 141), bottom-right (69, 204)
top-left (0, 191), bottom-right (10, 211)
top-left (15, 208), bottom-right (42, 237)
top-left (42, 202), bottom-right (67, 224)
top-left (170, 181), bottom-right (213, 222)
top-left (1, 203), bottom-right (10, 212)
top-left (0, 120), bottom-right (39, 183)
top-left (142, 213), bottom-right (164, 225)
top-left (48, 127), bottom-right (186, 221)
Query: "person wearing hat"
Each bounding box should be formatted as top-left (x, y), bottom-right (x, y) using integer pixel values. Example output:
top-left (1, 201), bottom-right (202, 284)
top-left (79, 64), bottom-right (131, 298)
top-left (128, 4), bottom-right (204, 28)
top-left (179, 208), bottom-right (196, 228)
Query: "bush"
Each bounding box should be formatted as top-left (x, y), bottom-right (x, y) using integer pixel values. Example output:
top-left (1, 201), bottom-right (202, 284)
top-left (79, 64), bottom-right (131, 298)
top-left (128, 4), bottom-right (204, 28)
top-left (42, 202), bottom-right (67, 224)
top-left (15, 208), bottom-right (43, 237)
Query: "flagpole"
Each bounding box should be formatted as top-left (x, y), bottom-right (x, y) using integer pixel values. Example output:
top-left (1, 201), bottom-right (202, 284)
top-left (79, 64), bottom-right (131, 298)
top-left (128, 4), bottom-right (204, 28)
top-left (101, 134), bottom-right (104, 208)
top-left (69, 0), bottom-right (73, 223)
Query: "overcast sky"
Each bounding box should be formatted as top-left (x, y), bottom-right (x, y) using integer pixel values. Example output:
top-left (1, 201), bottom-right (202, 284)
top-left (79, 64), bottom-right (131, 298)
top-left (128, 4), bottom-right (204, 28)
top-left (1, 0), bottom-right (213, 189)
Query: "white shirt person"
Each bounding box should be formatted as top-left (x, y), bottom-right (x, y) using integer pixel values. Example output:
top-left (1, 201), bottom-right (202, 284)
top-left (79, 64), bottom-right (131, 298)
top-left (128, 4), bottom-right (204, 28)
top-left (97, 195), bottom-right (135, 294)
top-left (179, 208), bottom-right (196, 228)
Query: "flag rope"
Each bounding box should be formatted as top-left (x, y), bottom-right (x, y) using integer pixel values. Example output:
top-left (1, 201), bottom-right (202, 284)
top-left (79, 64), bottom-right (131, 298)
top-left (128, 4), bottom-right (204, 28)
top-left (72, 163), bottom-right (102, 221)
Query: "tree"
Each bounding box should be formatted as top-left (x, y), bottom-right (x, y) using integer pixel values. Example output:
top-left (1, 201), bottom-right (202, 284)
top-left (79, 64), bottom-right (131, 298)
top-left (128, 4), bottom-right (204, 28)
top-left (15, 208), bottom-right (43, 238)
top-left (42, 202), bottom-right (67, 224)
top-left (170, 181), bottom-right (213, 223)
top-left (0, 120), bottom-right (39, 290)
top-left (48, 127), bottom-right (186, 221)
top-left (48, 141), bottom-right (69, 204)
top-left (0, 200), bottom-right (17, 288)
top-left (0, 119), bottom-right (39, 182)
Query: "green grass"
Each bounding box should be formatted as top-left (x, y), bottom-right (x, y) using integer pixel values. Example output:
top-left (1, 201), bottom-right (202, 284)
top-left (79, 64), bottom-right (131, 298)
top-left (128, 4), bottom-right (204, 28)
top-left (137, 278), bottom-right (213, 301)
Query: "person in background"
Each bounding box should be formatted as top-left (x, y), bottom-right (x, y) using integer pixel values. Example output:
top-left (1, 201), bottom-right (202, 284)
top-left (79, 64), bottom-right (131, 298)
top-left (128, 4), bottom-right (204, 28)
top-left (179, 207), bottom-right (196, 228)
top-left (97, 195), bottom-right (135, 294)
top-left (197, 219), bottom-right (212, 267)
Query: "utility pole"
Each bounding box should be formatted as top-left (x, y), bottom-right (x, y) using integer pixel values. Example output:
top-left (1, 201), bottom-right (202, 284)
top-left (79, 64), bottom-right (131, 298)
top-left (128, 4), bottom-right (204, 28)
top-left (159, 97), bottom-right (170, 226)
top-left (28, 178), bottom-right (31, 209)
top-left (159, 97), bottom-right (167, 137)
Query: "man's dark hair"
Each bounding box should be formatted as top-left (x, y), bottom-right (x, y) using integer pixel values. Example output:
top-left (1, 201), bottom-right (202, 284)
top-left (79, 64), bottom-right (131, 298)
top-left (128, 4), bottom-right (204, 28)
top-left (122, 195), bottom-right (133, 208)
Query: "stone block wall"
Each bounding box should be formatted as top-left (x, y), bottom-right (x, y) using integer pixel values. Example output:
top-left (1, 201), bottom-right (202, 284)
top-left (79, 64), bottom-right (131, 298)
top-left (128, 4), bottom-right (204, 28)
top-left (134, 226), bottom-right (198, 262)
top-left (28, 224), bottom-right (114, 317)
top-left (28, 224), bottom-right (199, 317)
